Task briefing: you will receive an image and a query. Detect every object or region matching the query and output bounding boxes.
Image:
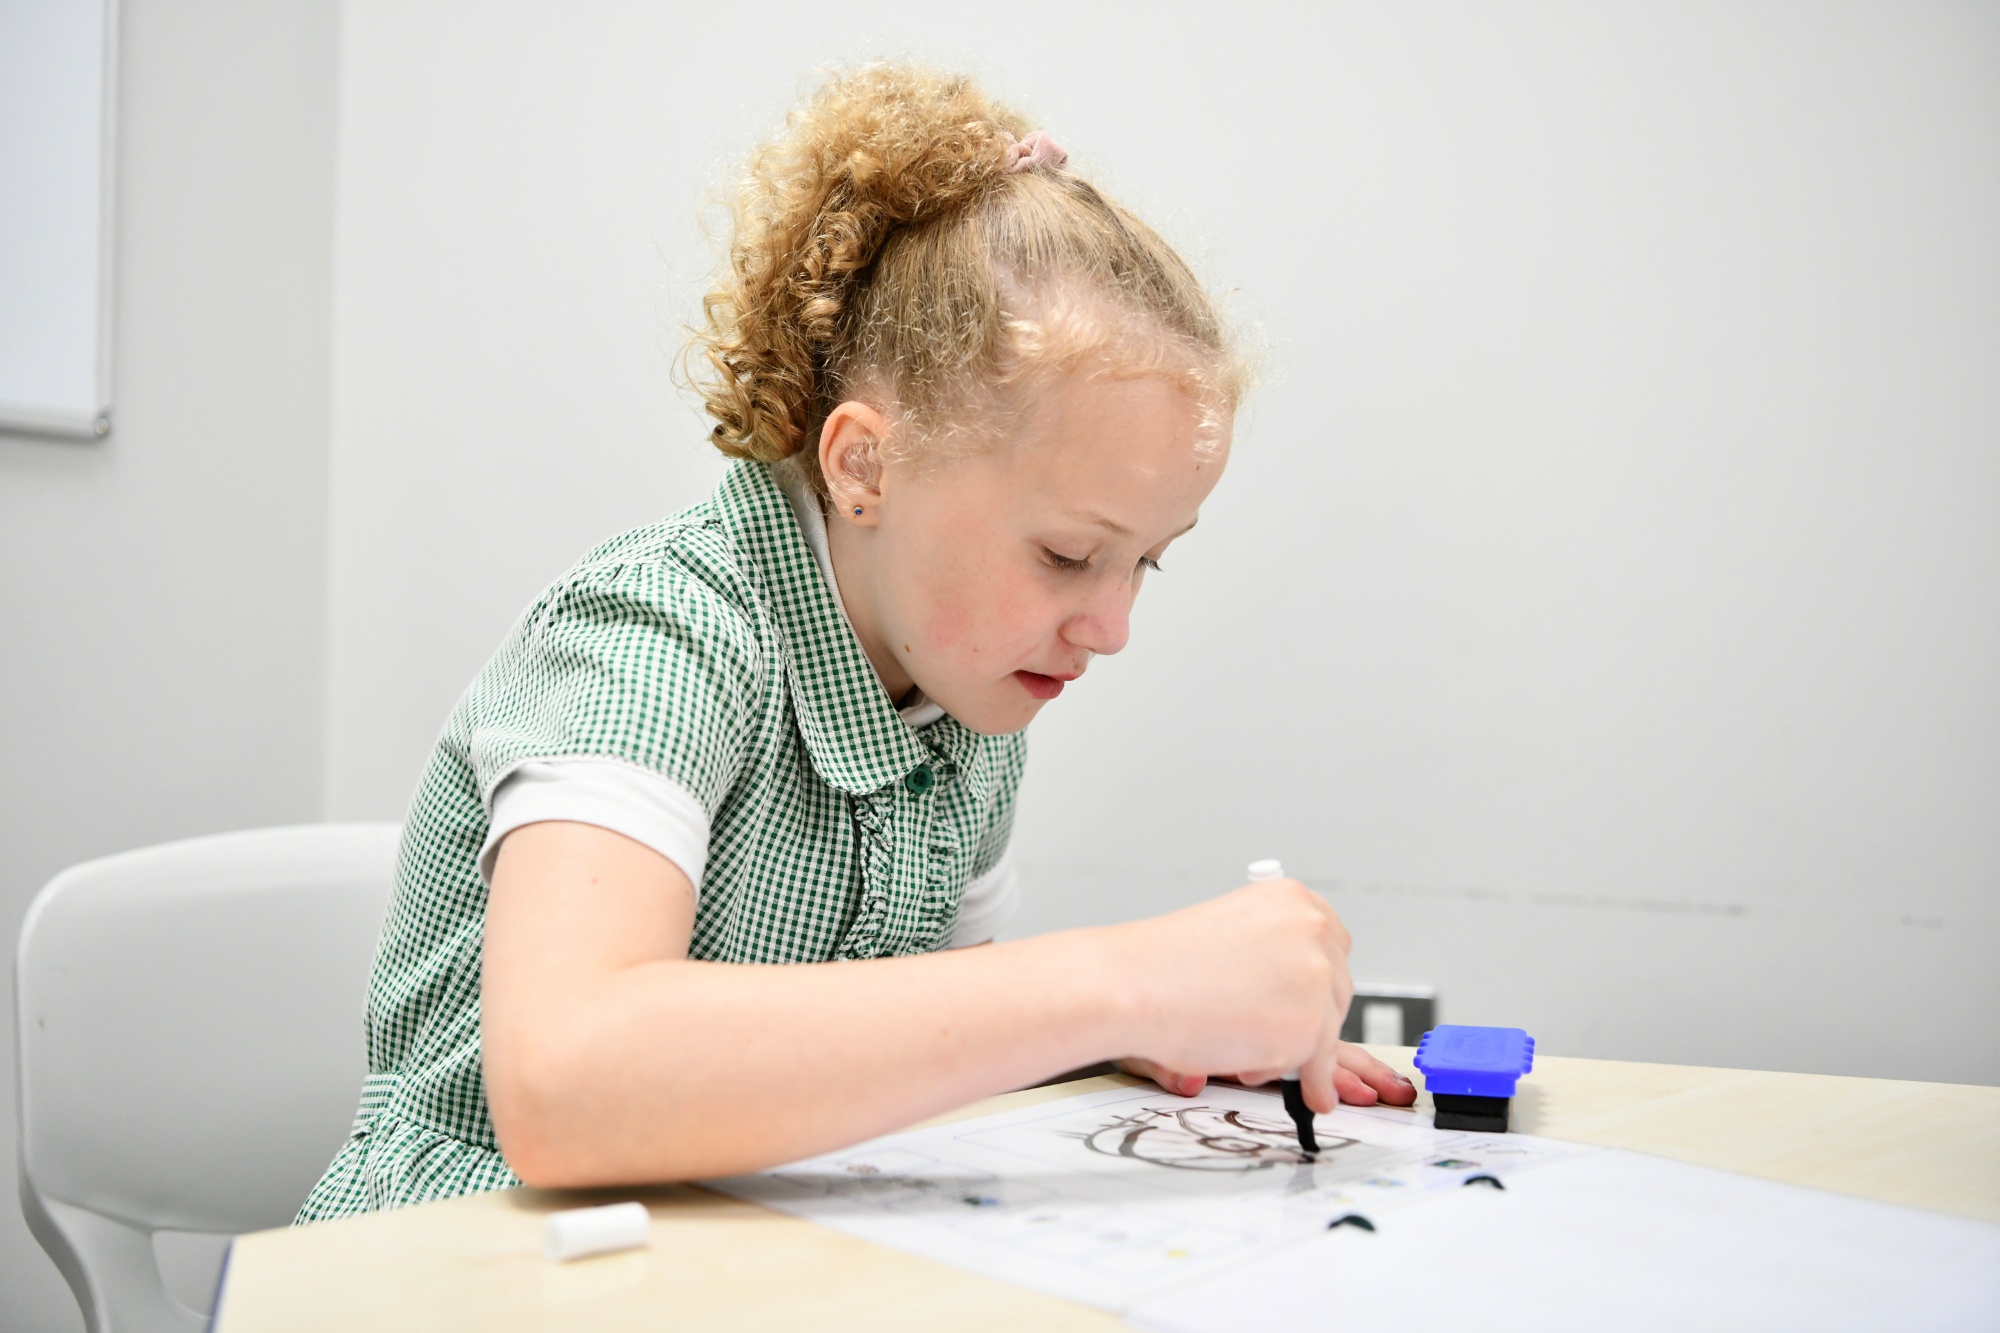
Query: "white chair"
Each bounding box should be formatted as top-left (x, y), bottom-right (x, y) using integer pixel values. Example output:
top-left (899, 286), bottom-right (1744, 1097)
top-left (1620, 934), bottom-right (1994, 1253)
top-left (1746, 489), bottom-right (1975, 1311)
top-left (15, 824), bottom-right (399, 1333)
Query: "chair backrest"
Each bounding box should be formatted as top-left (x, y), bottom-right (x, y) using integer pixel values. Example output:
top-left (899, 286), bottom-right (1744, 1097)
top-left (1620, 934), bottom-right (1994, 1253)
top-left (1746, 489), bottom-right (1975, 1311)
top-left (16, 823), bottom-right (399, 1333)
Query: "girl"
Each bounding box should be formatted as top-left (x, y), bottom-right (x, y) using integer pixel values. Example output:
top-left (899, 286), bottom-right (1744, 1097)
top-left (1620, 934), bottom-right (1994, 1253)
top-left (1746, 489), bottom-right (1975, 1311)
top-left (300, 64), bottom-right (1412, 1220)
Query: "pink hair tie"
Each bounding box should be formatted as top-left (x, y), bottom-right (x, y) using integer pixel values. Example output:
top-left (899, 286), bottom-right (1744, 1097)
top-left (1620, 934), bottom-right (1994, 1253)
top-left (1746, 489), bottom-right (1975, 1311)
top-left (1001, 129), bottom-right (1068, 173)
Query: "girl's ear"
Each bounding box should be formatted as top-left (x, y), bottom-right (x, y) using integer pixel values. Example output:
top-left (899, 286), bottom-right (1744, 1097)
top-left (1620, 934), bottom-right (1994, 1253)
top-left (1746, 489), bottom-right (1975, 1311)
top-left (818, 400), bottom-right (892, 525)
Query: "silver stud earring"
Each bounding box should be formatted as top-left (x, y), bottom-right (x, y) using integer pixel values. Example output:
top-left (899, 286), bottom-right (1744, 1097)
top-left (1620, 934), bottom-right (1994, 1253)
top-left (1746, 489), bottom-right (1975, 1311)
top-left (853, 506), bottom-right (863, 516)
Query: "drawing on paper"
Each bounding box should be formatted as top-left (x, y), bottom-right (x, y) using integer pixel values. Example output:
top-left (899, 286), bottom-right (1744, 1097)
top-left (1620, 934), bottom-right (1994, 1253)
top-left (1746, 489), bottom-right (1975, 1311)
top-left (713, 1084), bottom-right (1582, 1313)
top-left (1068, 1105), bottom-right (1359, 1172)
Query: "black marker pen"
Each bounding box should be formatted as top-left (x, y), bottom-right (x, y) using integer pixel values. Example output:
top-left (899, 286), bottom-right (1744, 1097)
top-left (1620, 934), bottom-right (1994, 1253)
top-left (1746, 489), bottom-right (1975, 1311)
top-left (1248, 858), bottom-right (1319, 1158)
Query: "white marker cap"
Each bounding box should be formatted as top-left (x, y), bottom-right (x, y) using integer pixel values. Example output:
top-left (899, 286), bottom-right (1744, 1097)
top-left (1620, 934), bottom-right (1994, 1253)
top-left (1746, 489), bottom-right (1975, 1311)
top-left (1249, 859), bottom-right (1297, 1078)
top-left (543, 1201), bottom-right (650, 1262)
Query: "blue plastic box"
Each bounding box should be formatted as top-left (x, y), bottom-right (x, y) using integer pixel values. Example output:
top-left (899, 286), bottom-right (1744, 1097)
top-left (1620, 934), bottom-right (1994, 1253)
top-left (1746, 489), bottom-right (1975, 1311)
top-left (1413, 1025), bottom-right (1535, 1099)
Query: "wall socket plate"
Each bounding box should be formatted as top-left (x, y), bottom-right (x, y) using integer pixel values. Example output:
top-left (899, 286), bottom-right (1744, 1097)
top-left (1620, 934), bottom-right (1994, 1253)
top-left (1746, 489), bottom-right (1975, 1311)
top-left (1338, 984), bottom-right (1437, 1048)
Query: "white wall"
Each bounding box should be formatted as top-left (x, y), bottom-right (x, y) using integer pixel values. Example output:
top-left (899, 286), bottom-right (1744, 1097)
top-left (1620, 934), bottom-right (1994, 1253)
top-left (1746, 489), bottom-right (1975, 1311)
top-left (0, 3), bottom-right (339, 1328)
top-left (324, 0), bottom-right (2000, 1090)
top-left (0, 5), bottom-right (1990, 1327)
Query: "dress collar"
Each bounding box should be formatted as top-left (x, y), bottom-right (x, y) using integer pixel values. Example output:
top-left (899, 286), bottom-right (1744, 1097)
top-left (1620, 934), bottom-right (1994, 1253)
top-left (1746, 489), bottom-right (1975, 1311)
top-left (712, 461), bottom-right (945, 796)
top-left (774, 465), bottom-right (948, 731)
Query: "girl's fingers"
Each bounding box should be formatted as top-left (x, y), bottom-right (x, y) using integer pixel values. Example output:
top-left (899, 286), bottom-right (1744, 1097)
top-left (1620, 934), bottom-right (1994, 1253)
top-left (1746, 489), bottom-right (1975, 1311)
top-left (1298, 1049), bottom-right (1341, 1115)
top-left (1114, 1057), bottom-right (1207, 1098)
top-left (1332, 1064), bottom-right (1379, 1106)
top-left (1335, 1042), bottom-right (1420, 1105)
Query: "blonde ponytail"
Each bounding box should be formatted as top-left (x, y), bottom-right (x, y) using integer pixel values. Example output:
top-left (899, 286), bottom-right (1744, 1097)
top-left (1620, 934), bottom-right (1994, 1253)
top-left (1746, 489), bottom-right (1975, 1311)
top-left (691, 64), bottom-right (1243, 482)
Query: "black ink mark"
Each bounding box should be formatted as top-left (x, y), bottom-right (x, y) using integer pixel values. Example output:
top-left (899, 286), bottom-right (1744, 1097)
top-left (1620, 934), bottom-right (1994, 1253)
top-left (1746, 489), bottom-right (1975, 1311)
top-left (1068, 1105), bottom-right (1357, 1173)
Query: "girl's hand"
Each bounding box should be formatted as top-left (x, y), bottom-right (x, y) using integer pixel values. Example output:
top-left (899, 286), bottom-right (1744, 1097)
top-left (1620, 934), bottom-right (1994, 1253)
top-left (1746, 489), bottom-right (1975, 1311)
top-left (1116, 1044), bottom-right (1419, 1107)
top-left (1327, 1043), bottom-right (1419, 1106)
top-left (1114, 1056), bottom-right (1207, 1097)
top-left (1105, 877), bottom-right (1355, 1113)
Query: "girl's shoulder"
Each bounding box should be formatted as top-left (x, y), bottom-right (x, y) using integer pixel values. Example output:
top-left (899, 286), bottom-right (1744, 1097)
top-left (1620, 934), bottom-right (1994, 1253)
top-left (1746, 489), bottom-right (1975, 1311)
top-left (567, 495), bottom-right (749, 602)
top-left (557, 462), bottom-right (802, 619)
top-left (526, 498), bottom-right (783, 667)
top-left (458, 486), bottom-right (781, 799)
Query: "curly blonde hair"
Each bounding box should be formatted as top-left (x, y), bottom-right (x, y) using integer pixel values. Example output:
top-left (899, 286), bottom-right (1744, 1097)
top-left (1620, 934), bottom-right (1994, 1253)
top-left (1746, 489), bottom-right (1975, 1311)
top-left (690, 64), bottom-right (1246, 489)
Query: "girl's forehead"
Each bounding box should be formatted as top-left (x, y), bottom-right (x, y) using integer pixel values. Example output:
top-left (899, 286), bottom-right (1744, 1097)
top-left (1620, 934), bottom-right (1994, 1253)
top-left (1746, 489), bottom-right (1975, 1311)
top-left (1020, 373), bottom-right (1212, 444)
top-left (1000, 377), bottom-right (1227, 522)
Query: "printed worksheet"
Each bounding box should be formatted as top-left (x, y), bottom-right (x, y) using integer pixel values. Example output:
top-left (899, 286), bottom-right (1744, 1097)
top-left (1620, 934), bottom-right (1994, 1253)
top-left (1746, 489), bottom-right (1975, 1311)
top-left (709, 1082), bottom-right (1580, 1310)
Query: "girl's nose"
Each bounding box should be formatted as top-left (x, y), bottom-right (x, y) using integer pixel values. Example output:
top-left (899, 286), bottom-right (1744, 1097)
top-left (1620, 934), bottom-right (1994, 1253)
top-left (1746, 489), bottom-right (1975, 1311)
top-left (1062, 583), bottom-right (1133, 657)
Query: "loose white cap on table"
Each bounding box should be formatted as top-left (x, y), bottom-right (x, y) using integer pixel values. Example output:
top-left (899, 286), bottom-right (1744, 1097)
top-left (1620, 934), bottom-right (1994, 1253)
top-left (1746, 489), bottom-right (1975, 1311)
top-left (543, 1201), bottom-right (650, 1262)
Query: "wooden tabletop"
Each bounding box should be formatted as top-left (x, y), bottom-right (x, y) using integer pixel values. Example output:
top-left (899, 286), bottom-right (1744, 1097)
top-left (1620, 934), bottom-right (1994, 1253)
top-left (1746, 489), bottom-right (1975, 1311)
top-left (214, 1049), bottom-right (2000, 1332)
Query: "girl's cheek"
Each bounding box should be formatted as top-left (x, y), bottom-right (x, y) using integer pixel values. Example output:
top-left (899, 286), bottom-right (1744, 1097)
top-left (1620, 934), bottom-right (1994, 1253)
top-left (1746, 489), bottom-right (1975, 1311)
top-left (921, 593), bottom-right (980, 655)
top-left (921, 568), bottom-right (1056, 666)
top-left (979, 578), bottom-right (1059, 652)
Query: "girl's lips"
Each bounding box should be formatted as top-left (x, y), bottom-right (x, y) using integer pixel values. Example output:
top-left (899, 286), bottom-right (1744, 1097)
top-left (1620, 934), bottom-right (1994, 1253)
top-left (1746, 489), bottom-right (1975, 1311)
top-left (1014, 670), bottom-right (1069, 701)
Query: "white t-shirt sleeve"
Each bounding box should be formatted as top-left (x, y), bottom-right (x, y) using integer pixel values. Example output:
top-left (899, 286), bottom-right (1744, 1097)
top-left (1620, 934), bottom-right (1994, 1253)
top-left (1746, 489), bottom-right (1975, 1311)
top-left (946, 842), bottom-right (1020, 948)
top-left (480, 754), bottom-right (1015, 946)
top-left (478, 756), bottom-right (711, 890)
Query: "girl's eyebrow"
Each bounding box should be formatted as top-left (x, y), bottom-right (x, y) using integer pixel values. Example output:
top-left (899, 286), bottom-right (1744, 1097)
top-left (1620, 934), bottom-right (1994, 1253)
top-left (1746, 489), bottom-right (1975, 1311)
top-left (1070, 510), bottom-right (1134, 537)
top-left (1068, 512), bottom-right (1201, 540)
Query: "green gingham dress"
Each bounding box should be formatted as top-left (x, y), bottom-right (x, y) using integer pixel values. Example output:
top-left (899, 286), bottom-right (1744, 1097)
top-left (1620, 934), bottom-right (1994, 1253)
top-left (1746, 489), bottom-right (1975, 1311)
top-left (297, 460), bottom-right (1026, 1221)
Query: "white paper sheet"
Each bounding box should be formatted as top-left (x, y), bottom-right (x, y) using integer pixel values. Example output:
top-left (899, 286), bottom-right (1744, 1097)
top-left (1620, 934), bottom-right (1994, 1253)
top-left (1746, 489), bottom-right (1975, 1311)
top-left (708, 1082), bottom-right (1581, 1310)
top-left (1129, 1146), bottom-right (2000, 1333)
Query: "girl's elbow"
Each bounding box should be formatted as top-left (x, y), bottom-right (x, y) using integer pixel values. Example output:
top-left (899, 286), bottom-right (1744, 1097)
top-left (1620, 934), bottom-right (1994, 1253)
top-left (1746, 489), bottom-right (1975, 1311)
top-left (502, 1134), bottom-right (589, 1190)
top-left (493, 1099), bottom-right (605, 1189)
top-left (487, 1042), bottom-right (591, 1187)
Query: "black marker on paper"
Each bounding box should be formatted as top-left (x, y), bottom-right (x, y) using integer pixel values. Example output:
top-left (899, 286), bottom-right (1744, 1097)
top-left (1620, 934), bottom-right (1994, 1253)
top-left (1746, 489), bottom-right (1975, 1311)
top-left (1247, 859), bottom-right (1319, 1159)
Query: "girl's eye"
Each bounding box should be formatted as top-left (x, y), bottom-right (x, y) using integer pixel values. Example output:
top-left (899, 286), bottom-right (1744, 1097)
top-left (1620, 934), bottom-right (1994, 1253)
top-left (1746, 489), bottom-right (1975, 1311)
top-left (1139, 556), bottom-right (1163, 573)
top-left (1043, 548), bottom-right (1090, 572)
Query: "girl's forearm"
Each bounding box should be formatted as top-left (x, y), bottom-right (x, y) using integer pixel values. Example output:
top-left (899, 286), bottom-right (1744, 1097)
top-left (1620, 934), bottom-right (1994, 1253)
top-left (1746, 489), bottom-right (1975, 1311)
top-left (491, 927), bottom-right (1136, 1187)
